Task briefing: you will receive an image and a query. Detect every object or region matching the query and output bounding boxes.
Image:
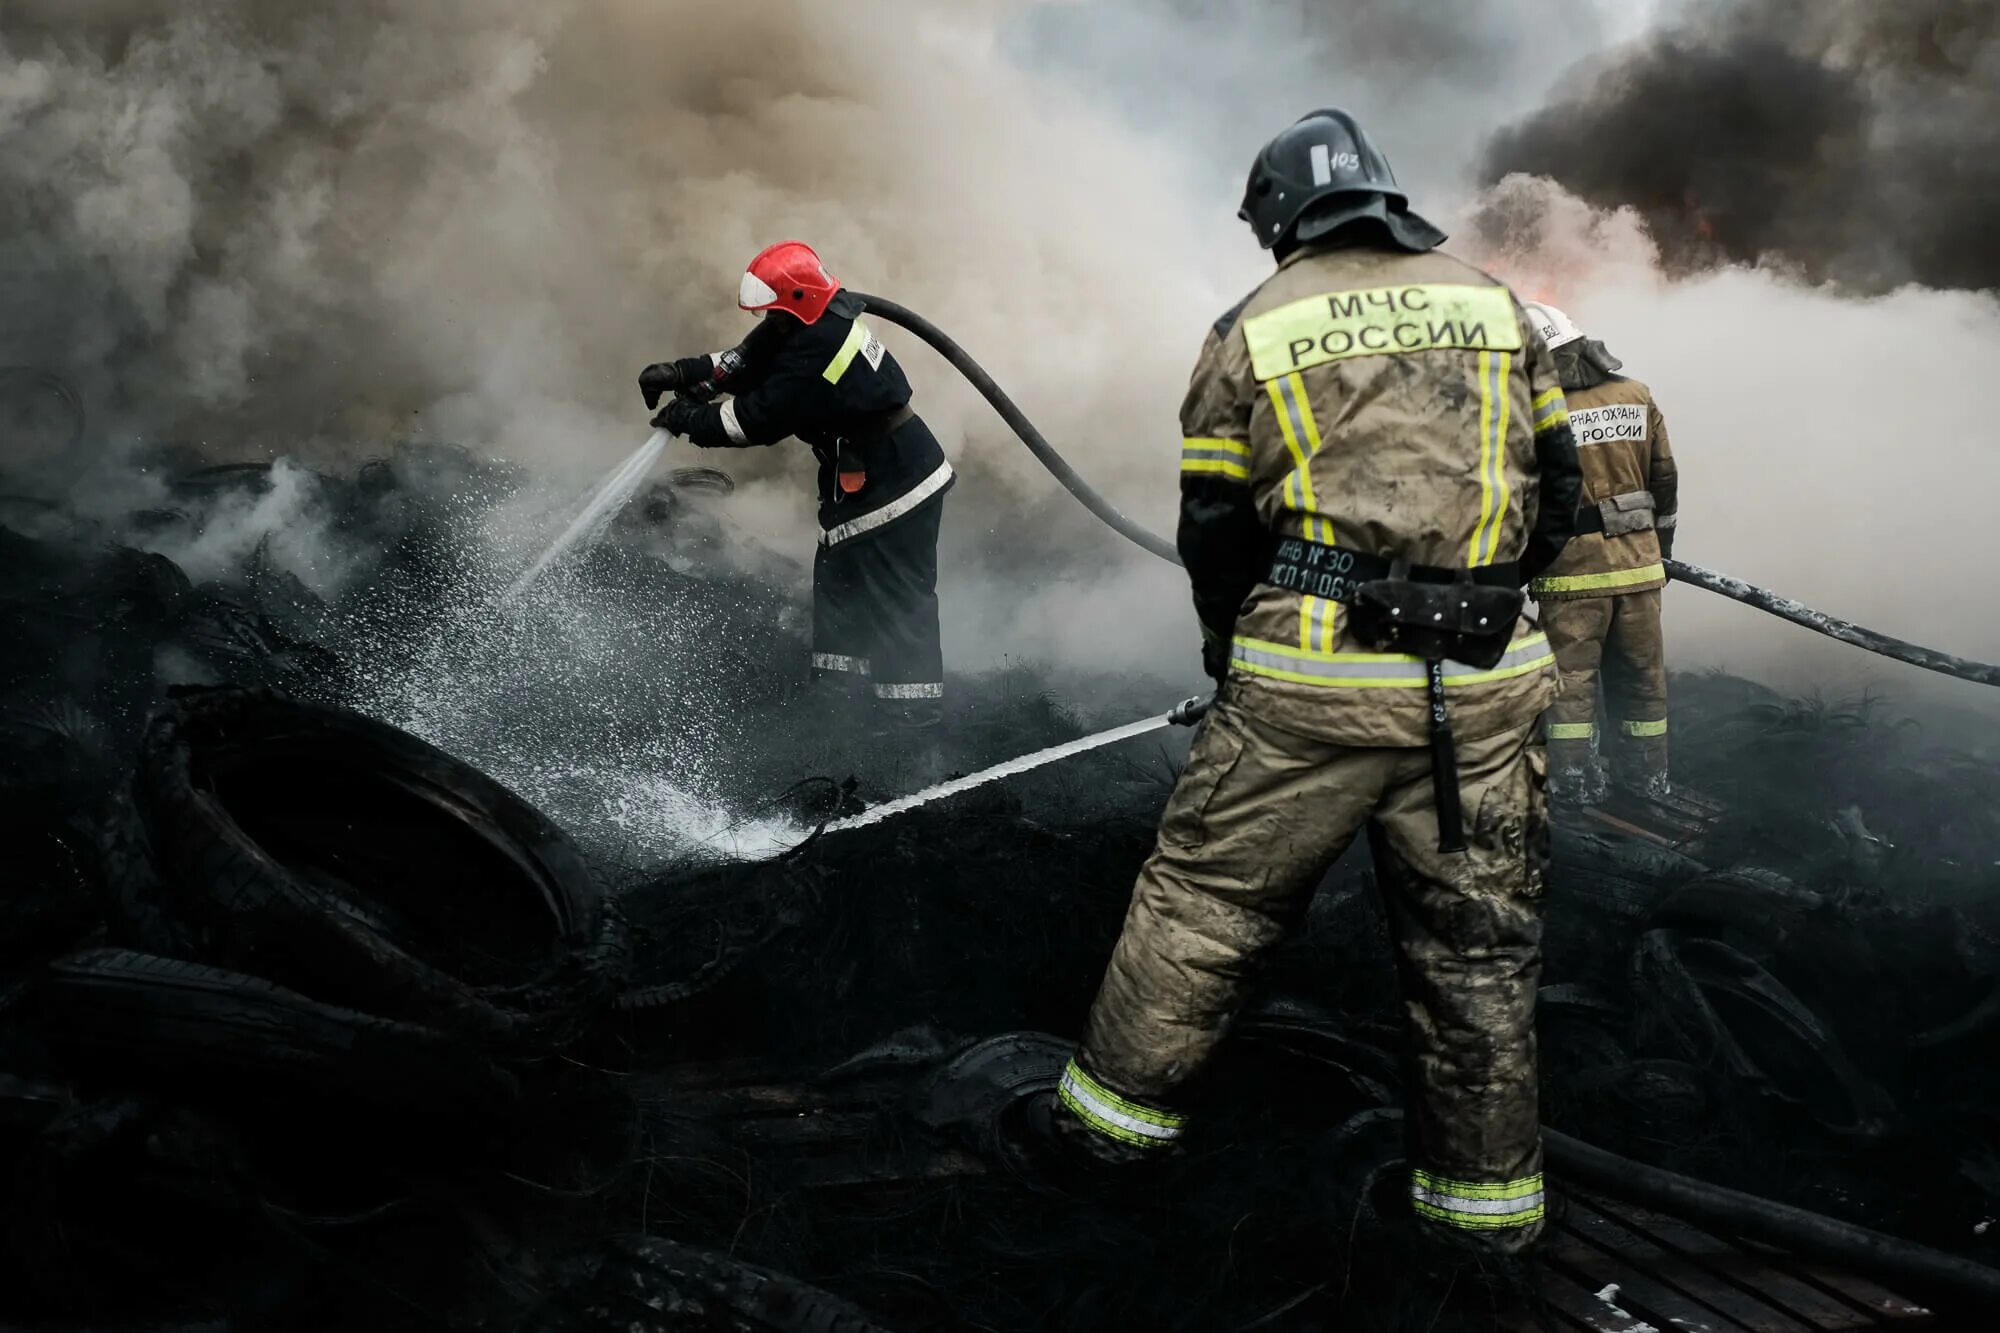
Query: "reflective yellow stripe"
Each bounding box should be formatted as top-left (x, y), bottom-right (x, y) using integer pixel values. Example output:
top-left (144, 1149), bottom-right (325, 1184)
top-left (1548, 722), bottom-right (1595, 740)
top-left (1532, 386), bottom-right (1568, 433)
top-left (1231, 633), bottom-right (1553, 689)
top-left (1620, 719), bottom-right (1668, 737)
top-left (1412, 1170), bottom-right (1544, 1201)
top-left (1057, 1059), bottom-right (1184, 1149)
top-left (1182, 437), bottom-right (1252, 481)
top-left (1533, 389), bottom-right (1569, 433)
top-left (1468, 350), bottom-right (1513, 567)
top-left (1301, 594), bottom-right (1338, 653)
top-left (1530, 562), bottom-right (1666, 594)
top-left (1242, 283), bottom-right (1523, 380)
top-left (822, 319), bottom-right (872, 383)
top-left (1270, 372), bottom-right (1337, 650)
top-left (1267, 375), bottom-right (1336, 545)
top-left (1411, 1170), bottom-right (1547, 1231)
top-left (1181, 458), bottom-right (1249, 480)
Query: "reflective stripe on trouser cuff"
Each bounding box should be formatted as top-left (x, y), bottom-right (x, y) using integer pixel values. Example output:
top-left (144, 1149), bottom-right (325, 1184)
top-left (1057, 1059), bottom-right (1184, 1150)
top-left (1530, 562), bottom-right (1666, 594)
top-left (812, 652), bottom-right (870, 674)
top-left (820, 459), bottom-right (954, 547)
top-left (1231, 634), bottom-right (1553, 689)
top-left (874, 681), bottom-right (942, 699)
top-left (1620, 718), bottom-right (1668, 737)
top-left (1548, 722), bottom-right (1595, 740)
top-left (1410, 1170), bottom-right (1546, 1231)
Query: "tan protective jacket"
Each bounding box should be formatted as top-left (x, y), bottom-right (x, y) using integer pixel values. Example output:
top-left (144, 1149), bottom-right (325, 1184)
top-left (1178, 245), bottom-right (1581, 747)
top-left (1530, 377), bottom-right (1677, 600)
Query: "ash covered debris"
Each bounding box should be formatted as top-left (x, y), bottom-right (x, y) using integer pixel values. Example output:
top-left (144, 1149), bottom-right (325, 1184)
top-left (1480, 0), bottom-right (2000, 293)
top-left (0, 456), bottom-right (1997, 1328)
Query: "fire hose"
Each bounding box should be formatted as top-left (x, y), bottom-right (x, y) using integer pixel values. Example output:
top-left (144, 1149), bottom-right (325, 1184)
top-left (854, 292), bottom-right (2000, 692)
top-left (852, 293), bottom-right (2000, 1310)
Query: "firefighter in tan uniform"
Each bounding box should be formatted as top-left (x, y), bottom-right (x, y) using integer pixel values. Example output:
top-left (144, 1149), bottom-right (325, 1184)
top-left (1039, 110), bottom-right (1583, 1255)
top-left (1521, 303), bottom-right (1678, 803)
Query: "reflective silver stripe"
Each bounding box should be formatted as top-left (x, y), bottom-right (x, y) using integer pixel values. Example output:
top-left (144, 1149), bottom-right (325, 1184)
top-left (1655, 513), bottom-right (1677, 530)
top-left (811, 652), bottom-right (870, 674)
top-left (874, 682), bottom-right (942, 699)
top-left (719, 398), bottom-right (748, 446)
top-left (1411, 1184), bottom-right (1546, 1218)
top-left (1305, 595), bottom-right (1335, 652)
top-left (1057, 1066), bottom-right (1182, 1143)
top-left (820, 458), bottom-right (953, 548)
top-left (1180, 446), bottom-right (1252, 468)
top-left (1231, 634), bottom-right (1553, 686)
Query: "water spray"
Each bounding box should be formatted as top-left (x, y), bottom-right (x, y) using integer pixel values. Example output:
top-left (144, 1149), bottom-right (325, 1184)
top-left (501, 428), bottom-right (671, 604)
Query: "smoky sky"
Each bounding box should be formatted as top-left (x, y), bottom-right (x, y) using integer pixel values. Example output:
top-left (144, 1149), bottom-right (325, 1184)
top-left (1007, 0), bottom-right (1631, 210)
top-left (1481, 0), bottom-right (2000, 292)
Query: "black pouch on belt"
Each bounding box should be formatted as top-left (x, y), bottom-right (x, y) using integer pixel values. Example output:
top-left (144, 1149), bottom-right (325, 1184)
top-left (1346, 561), bottom-right (1524, 670)
top-left (1345, 560), bottom-right (1524, 854)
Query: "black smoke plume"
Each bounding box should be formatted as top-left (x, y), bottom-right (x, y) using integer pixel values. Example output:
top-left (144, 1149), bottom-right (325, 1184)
top-left (1481, 0), bottom-right (2000, 293)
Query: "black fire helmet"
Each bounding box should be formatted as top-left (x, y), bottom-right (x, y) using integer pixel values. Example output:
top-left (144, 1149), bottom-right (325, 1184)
top-left (1239, 108), bottom-right (1447, 255)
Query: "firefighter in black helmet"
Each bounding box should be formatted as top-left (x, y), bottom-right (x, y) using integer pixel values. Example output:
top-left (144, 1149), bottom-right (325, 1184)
top-left (1021, 108), bottom-right (1581, 1258)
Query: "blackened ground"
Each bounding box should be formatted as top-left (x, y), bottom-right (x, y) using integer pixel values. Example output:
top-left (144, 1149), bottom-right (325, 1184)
top-left (2, 448), bottom-right (1998, 1328)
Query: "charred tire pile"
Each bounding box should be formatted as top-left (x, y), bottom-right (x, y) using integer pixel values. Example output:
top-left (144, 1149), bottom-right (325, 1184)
top-left (2, 687), bottom-right (634, 1329)
top-left (116, 687), bottom-right (627, 1046)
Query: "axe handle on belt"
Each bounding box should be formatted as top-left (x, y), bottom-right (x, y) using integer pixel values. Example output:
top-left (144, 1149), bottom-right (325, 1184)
top-left (1427, 661), bottom-right (1467, 853)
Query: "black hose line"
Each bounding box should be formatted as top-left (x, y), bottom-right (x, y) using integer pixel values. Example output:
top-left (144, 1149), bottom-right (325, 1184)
top-left (1547, 1130), bottom-right (2000, 1311)
top-left (1666, 558), bottom-right (2000, 688)
top-left (854, 294), bottom-right (1180, 564)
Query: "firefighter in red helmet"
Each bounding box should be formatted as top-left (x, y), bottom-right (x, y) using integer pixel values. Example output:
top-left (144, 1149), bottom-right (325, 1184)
top-left (642, 242), bottom-right (954, 726)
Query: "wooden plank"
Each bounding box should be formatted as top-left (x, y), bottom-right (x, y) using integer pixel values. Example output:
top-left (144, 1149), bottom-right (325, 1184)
top-left (1733, 1242), bottom-right (1935, 1326)
top-left (1544, 1220), bottom-right (1747, 1332)
top-left (1582, 808), bottom-right (1680, 849)
top-left (1597, 1202), bottom-right (1887, 1330)
top-left (1537, 1263), bottom-right (1667, 1333)
top-left (1785, 1264), bottom-right (1932, 1323)
top-left (1564, 1198), bottom-right (1819, 1332)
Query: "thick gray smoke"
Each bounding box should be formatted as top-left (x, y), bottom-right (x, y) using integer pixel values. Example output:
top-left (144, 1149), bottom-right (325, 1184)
top-left (1481, 0), bottom-right (2000, 293)
top-left (0, 0), bottom-right (1628, 687)
top-left (4, 0), bottom-right (1994, 723)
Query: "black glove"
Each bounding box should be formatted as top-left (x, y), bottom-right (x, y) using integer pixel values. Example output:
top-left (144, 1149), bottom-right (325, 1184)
top-left (639, 357), bottom-right (716, 410)
top-left (651, 396), bottom-right (704, 437)
top-left (1201, 634), bottom-right (1229, 684)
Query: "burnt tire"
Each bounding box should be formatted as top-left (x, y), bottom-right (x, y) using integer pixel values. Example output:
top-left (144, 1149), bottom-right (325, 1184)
top-left (34, 949), bottom-right (517, 1114)
top-left (530, 1235), bottom-right (894, 1333)
top-left (128, 688), bottom-right (621, 1048)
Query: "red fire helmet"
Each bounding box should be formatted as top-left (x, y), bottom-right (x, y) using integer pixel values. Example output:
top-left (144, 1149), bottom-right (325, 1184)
top-left (738, 240), bottom-right (841, 325)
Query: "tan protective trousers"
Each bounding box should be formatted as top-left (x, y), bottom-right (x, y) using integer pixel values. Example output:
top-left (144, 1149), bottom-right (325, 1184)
top-left (1058, 691), bottom-right (1551, 1252)
top-left (1540, 589), bottom-right (1668, 796)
